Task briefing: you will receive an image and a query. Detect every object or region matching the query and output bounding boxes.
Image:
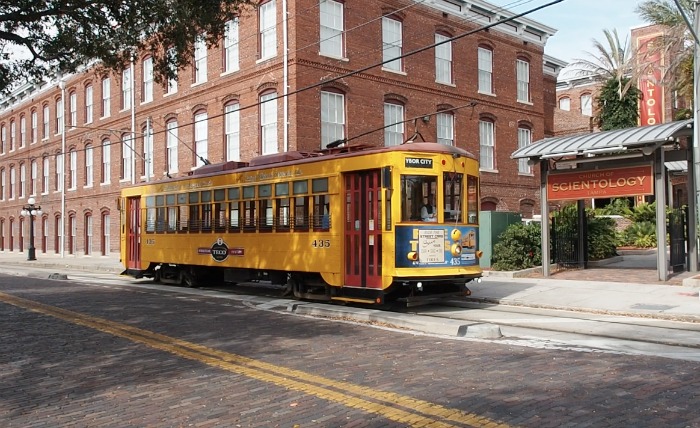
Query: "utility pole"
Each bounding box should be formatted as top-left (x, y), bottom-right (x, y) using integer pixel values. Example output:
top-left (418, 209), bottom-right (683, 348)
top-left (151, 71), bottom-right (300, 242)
top-left (693, 0), bottom-right (700, 271)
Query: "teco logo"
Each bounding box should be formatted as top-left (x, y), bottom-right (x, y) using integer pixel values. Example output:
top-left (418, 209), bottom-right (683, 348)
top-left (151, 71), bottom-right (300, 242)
top-left (210, 238), bottom-right (229, 262)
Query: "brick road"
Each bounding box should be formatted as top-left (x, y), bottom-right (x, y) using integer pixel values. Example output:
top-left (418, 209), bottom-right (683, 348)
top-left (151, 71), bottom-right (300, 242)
top-left (1, 274), bottom-right (699, 427)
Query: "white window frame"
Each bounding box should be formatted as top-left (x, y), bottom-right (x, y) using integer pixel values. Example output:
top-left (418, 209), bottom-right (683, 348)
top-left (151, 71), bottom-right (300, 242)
top-left (260, 92), bottom-right (278, 155)
top-left (20, 116), bottom-right (26, 148)
top-left (69, 92), bottom-right (77, 129)
top-left (102, 140), bottom-right (111, 184)
top-left (320, 0), bottom-right (343, 58)
top-left (102, 77), bottom-right (111, 117)
top-left (479, 120), bottom-right (495, 170)
top-left (321, 91), bottom-right (345, 149)
top-left (382, 17), bottom-right (402, 72)
top-left (85, 85), bottom-right (93, 123)
top-left (0, 168), bottom-right (4, 200)
top-left (478, 47), bottom-right (493, 94)
top-left (194, 37), bottom-right (208, 84)
top-left (259, 0), bottom-right (277, 60)
top-left (194, 112), bottom-right (208, 167)
top-left (10, 120), bottom-right (15, 150)
top-left (85, 144), bottom-right (93, 187)
top-left (559, 97), bottom-right (570, 111)
top-left (55, 154), bottom-right (64, 192)
top-left (516, 59), bottom-right (530, 103)
top-left (85, 214), bottom-right (93, 255)
top-left (143, 126), bottom-right (154, 178)
top-left (9, 166), bottom-right (15, 199)
top-left (224, 20), bottom-right (240, 73)
top-left (581, 94), bottom-right (593, 116)
top-left (43, 105), bottom-right (50, 139)
top-left (31, 111), bottom-right (37, 144)
top-left (166, 48), bottom-right (178, 95)
top-left (30, 159), bottom-right (37, 196)
top-left (435, 34), bottom-right (452, 84)
top-left (383, 102), bottom-right (404, 147)
top-left (121, 135), bottom-right (132, 181)
top-left (19, 163), bottom-right (26, 199)
top-left (42, 157), bottom-right (49, 194)
top-left (166, 121), bottom-right (179, 173)
top-left (69, 150), bottom-right (77, 190)
top-left (143, 57), bottom-right (153, 103)
top-left (518, 128), bottom-right (532, 174)
top-left (437, 112), bottom-right (454, 146)
top-left (225, 103), bottom-right (240, 161)
top-left (122, 68), bottom-right (132, 110)
top-left (0, 125), bottom-right (4, 153)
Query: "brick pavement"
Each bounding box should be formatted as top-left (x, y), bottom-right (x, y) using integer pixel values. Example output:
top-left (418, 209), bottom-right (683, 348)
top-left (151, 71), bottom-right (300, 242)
top-left (1, 275), bottom-right (700, 427)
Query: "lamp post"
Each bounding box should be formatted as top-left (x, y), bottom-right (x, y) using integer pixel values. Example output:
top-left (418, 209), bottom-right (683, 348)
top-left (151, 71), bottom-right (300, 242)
top-left (20, 197), bottom-right (42, 261)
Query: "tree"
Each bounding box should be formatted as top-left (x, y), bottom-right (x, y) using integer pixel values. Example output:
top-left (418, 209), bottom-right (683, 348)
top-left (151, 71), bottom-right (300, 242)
top-left (569, 29), bottom-right (642, 130)
top-left (0, 0), bottom-right (255, 94)
top-left (636, 0), bottom-right (694, 111)
top-left (596, 77), bottom-right (642, 130)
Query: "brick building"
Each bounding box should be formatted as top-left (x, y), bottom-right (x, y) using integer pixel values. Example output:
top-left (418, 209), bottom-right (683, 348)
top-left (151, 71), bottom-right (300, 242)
top-left (0, 0), bottom-right (563, 258)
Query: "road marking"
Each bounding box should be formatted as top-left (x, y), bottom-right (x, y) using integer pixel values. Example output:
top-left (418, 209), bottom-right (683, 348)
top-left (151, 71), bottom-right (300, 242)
top-left (0, 291), bottom-right (508, 428)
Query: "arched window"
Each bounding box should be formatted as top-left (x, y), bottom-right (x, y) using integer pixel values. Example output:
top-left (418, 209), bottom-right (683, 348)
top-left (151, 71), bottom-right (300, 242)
top-left (101, 139), bottom-right (111, 184)
top-left (383, 100), bottom-right (404, 146)
top-left (84, 144), bottom-right (93, 187)
top-left (193, 109), bottom-right (208, 167)
top-left (559, 97), bottom-right (571, 111)
top-left (85, 212), bottom-right (93, 255)
top-left (260, 90), bottom-right (278, 155)
top-left (477, 45), bottom-right (493, 94)
top-left (517, 125), bottom-right (532, 174)
top-left (224, 101), bottom-right (241, 161)
top-left (478, 117), bottom-right (495, 170)
top-left (435, 33), bottom-right (452, 84)
top-left (382, 15), bottom-right (403, 71)
top-left (166, 119), bottom-right (179, 174)
top-left (259, 0), bottom-right (277, 60)
top-left (121, 133), bottom-right (132, 180)
top-left (516, 58), bottom-right (530, 103)
top-left (580, 93), bottom-right (593, 116)
top-left (437, 110), bottom-right (454, 146)
top-left (320, 89), bottom-right (345, 149)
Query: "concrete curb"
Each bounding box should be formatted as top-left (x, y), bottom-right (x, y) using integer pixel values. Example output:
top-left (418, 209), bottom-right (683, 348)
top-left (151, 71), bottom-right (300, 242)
top-left (288, 302), bottom-right (502, 338)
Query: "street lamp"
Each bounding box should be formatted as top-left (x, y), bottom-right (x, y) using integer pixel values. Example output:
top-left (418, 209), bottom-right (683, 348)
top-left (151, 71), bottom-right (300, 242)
top-left (20, 197), bottom-right (42, 261)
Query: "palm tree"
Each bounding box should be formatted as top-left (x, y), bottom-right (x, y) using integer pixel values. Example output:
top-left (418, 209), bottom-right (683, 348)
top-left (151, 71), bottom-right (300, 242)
top-left (569, 28), bottom-right (638, 100)
top-left (636, 0), bottom-right (694, 106)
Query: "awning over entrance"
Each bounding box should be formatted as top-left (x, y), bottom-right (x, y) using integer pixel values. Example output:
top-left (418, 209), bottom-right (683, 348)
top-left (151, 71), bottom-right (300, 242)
top-left (512, 119), bottom-right (693, 161)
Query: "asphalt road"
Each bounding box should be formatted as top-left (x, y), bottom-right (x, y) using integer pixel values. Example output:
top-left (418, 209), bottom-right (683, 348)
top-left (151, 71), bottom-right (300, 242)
top-left (1, 272), bottom-right (700, 427)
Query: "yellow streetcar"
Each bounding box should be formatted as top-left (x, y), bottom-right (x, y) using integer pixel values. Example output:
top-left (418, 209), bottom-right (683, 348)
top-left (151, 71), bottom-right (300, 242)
top-left (120, 142), bottom-right (482, 305)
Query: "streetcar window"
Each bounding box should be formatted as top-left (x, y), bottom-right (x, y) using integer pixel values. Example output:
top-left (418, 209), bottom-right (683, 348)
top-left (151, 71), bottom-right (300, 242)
top-left (312, 178), bottom-right (328, 193)
top-left (166, 194), bottom-right (176, 205)
top-left (228, 201), bottom-right (240, 231)
top-left (258, 184), bottom-right (272, 198)
top-left (293, 180), bottom-right (308, 194)
top-left (156, 195), bottom-right (165, 206)
top-left (467, 175), bottom-right (478, 224)
top-left (177, 194), bottom-right (187, 232)
top-left (276, 196), bottom-right (291, 231)
top-left (259, 199), bottom-right (273, 231)
top-left (214, 189), bottom-right (225, 202)
top-left (275, 182), bottom-right (289, 196)
top-left (443, 172), bottom-right (463, 222)
top-left (189, 192), bottom-right (199, 204)
top-left (167, 207), bottom-right (178, 232)
top-left (400, 175), bottom-right (437, 222)
top-left (313, 195), bottom-right (330, 230)
top-left (215, 201), bottom-right (226, 232)
top-left (243, 200), bottom-right (256, 231)
top-left (243, 186), bottom-right (255, 199)
top-left (228, 187), bottom-right (240, 200)
top-left (294, 196), bottom-right (310, 230)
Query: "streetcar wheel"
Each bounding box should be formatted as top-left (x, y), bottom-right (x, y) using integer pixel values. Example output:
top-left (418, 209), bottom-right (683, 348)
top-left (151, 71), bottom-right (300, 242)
top-left (153, 269), bottom-right (162, 284)
top-left (181, 271), bottom-right (196, 288)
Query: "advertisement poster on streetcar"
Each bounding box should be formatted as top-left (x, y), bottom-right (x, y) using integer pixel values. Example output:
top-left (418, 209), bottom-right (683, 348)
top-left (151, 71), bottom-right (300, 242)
top-left (394, 225), bottom-right (478, 268)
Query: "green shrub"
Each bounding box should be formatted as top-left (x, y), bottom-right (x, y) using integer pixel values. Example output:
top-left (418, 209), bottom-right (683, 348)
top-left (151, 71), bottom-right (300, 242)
top-left (628, 202), bottom-right (656, 223)
top-left (624, 221), bottom-right (657, 248)
top-left (595, 198), bottom-right (633, 216)
top-left (587, 216), bottom-right (618, 260)
top-left (491, 223), bottom-right (542, 271)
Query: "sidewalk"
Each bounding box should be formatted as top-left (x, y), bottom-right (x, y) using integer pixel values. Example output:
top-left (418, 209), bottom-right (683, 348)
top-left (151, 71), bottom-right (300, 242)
top-left (1, 249), bottom-right (698, 322)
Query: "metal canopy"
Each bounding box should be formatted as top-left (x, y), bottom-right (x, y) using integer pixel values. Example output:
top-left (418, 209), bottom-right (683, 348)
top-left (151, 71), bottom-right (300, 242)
top-left (512, 119), bottom-right (693, 160)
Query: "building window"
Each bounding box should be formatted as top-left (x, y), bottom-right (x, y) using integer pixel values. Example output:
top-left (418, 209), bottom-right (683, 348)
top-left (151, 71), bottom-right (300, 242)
top-left (30, 159), bottom-right (37, 196)
top-left (225, 103), bottom-right (240, 161)
top-left (9, 166), bottom-right (15, 199)
top-left (516, 59), bottom-right (530, 103)
top-left (55, 153), bottom-right (64, 192)
top-left (166, 120), bottom-right (178, 173)
top-left (1, 124), bottom-right (5, 154)
top-left (143, 57), bottom-right (153, 102)
top-left (142, 125), bottom-right (153, 178)
top-left (85, 144), bottom-right (93, 187)
top-left (69, 92), bottom-right (77, 129)
top-left (260, 92), bottom-right (278, 155)
top-left (194, 37), bottom-right (207, 84)
top-left (559, 97), bottom-right (570, 111)
top-left (10, 120), bottom-right (15, 150)
top-left (85, 214), bottom-right (93, 255)
top-left (20, 116), bottom-right (26, 148)
top-left (31, 110), bottom-right (37, 144)
top-left (435, 34), bottom-right (452, 84)
top-left (42, 105), bottom-right (50, 139)
top-left (194, 112), bottom-right (208, 167)
top-left (478, 48), bottom-right (493, 94)
top-left (122, 68), bottom-right (132, 110)
top-left (321, 91), bottom-right (345, 149)
top-left (121, 134), bottom-right (132, 181)
top-left (581, 94), bottom-right (592, 116)
top-left (19, 163), bottom-right (26, 198)
top-left (382, 17), bottom-right (402, 71)
top-left (259, 0), bottom-right (277, 60)
top-left (224, 20), bottom-right (240, 73)
top-left (437, 112), bottom-right (454, 146)
top-left (102, 139), bottom-right (111, 184)
top-left (55, 99), bottom-right (64, 135)
top-left (320, 0), bottom-right (343, 57)
top-left (69, 149), bottom-right (77, 190)
top-left (384, 102), bottom-right (404, 146)
top-left (518, 127), bottom-right (532, 174)
top-left (166, 48), bottom-right (178, 95)
top-left (479, 120), bottom-right (495, 170)
top-left (85, 85), bottom-right (93, 123)
top-left (0, 168), bottom-right (4, 200)
top-left (42, 157), bottom-right (49, 193)
top-left (102, 213), bottom-right (110, 255)
top-left (102, 77), bottom-right (111, 117)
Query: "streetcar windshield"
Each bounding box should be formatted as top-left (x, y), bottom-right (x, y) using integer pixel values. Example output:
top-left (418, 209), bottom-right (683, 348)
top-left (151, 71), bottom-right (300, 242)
top-left (400, 175), bottom-right (438, 222)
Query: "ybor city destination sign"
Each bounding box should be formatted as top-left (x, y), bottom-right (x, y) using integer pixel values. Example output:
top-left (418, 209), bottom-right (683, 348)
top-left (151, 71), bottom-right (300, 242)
top-left (547, 165), bottom-right (653, 201)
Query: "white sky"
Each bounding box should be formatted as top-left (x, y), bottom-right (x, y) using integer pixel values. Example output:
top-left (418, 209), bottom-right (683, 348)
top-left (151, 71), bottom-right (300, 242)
top-left (490, 0), bottom-right (646, 64)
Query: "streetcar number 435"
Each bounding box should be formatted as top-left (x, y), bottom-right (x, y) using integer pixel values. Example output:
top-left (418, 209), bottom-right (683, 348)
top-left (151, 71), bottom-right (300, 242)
top-left (312, 240), bottom-right (331, 248)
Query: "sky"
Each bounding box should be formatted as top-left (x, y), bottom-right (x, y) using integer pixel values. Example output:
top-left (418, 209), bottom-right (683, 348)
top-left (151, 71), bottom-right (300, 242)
top-left (490, 0), bottom-right (647, 65)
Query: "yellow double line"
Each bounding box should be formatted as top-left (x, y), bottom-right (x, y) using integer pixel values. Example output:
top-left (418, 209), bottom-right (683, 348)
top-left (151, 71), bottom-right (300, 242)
top-left (0, 291), bottom-right (508, 428)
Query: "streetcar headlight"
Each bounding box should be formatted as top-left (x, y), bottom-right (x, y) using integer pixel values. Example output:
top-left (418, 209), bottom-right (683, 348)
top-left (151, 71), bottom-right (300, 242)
top-left (407, 251), bottom-right (418, 261)
top-left (451, 243), bottom-right (462, 257)
top-left (416, 282), bottom-right (423, 291)
top-left (451, 229), bottom-right (461, 241)
top-left (476, 250), bottom-right (483, 258)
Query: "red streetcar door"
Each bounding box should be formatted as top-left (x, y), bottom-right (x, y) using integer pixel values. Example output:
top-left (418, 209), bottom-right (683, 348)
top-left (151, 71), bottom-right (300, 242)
top-left (126, 197), bottom-right (141, 270)
top-left (344, 170), bottom-right (382, 288)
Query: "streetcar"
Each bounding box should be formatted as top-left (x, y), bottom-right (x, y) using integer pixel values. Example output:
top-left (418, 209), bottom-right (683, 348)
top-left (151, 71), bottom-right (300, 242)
top-left (120, 142), bottom-right (482, 305)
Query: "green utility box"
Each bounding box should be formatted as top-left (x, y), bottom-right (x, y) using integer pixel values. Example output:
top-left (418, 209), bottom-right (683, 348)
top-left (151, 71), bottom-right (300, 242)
top-left (479, 211), bottom-right (522, 268)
